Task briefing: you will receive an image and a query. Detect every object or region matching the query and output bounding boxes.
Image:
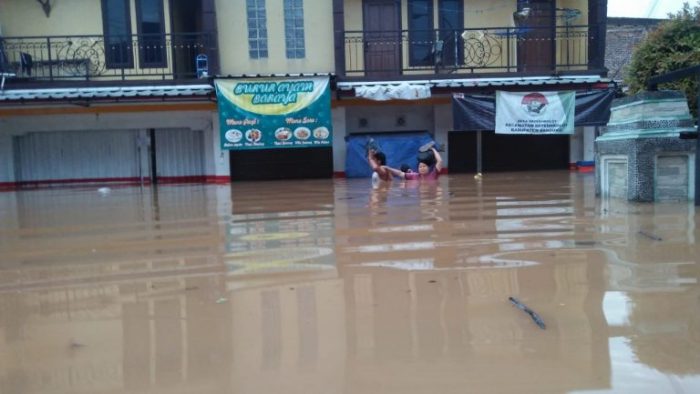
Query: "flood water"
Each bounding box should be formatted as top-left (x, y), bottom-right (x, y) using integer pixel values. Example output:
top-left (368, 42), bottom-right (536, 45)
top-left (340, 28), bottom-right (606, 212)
top-left (0, 171), bottom-right (699, 394)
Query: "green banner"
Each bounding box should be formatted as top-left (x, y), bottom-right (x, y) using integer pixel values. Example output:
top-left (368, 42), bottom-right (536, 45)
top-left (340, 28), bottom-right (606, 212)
top-left (216, 77), bottom-right (332, 150)
top-left (495, 91), bottom-right (575, 134)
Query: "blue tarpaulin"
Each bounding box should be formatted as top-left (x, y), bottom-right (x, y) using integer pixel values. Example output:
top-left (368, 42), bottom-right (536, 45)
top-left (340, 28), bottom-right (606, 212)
top-left (345, 132), bottom-right (434, 178)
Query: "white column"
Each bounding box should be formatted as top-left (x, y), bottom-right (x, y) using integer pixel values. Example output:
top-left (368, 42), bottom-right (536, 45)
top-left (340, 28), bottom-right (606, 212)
top-left (434, 104), bottom-right (452, 168)
top-left (0, 134), bottom-right (15, 183)
top-left (569, 127), bottom-right (583, 166)
top-left (208, 112), bottom-right (230, 178)
top-left (332, 106), bottom-right (347, 174)
top-left (583, 126), bottom-right (596, 162)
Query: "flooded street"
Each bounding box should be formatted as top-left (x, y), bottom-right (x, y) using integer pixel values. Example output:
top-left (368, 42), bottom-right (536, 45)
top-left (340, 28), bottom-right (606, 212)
top-left (1, 171), bottom-right (699, 393)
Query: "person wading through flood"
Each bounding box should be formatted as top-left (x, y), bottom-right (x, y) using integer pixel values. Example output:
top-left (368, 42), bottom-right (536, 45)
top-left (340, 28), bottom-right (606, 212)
top-left (386, 141), bottom-right (443, 181)
top-left (366, 138), bottom-right (392, 185)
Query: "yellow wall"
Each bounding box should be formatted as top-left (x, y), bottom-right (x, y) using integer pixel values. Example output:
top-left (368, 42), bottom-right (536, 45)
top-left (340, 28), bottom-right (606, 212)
top-left (0, 0), bottom-right (102, 36)
top-left (0, 0), bottom-right (175, 37)
top-left (217, 0), bottom-right (334, 75)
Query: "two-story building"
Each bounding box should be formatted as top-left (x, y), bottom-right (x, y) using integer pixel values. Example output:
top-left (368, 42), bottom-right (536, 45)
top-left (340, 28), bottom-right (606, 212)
top-left (0, 0), bottom-right (611, 187)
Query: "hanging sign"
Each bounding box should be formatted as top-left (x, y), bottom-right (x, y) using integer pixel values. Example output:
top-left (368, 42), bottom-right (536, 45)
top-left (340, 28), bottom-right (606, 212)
top-left (495, 91), bottom-right (575, 134)
top-left (216, 77), bottom-right (332, 150)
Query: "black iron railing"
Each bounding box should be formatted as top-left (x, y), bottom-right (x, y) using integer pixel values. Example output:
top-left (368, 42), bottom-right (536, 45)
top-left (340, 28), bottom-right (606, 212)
top-left (0, 33), bottom-right (213, 82)
top-left (343, 25), bottom-right (596, 76)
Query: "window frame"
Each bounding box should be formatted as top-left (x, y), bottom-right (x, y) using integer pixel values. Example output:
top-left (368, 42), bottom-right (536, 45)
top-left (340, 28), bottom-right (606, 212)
top-left (135, 0), bottom-right (167, 68)
top-left (438, 0), bottom-right (464, 66)
top-left (283, 0), bottom-right (305, 59)
top-left (247, 0), bottom-right (269, 59)
top-left (407, 0), bottom-right (434, 67)
top-left (101, 0), bottom-right (134, 69)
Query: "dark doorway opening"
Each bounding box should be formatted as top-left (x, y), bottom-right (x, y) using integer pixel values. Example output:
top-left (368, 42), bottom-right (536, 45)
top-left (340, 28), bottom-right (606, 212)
top-left (229, 148), bottom-right (333, 181)
top-left (448, 131), bottom-right (569, 172)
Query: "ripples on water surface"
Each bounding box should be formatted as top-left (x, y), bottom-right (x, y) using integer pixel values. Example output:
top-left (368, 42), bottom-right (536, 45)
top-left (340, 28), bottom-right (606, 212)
top-left (0, 171), bottom-right (699, 393)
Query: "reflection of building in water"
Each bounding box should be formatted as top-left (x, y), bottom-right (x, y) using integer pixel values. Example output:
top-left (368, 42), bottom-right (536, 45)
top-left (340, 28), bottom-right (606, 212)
top-left (338, 258), bottom-right (610, 392)
top-left (626, 292), bottom-right (700, 376)
top-left (228, 280), bottom-right (346, 394)
top-left (0, 267), bottom-right (233, 393)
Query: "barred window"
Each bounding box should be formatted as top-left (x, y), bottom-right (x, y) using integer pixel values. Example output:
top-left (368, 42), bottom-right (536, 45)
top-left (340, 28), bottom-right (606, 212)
top-left (284, 0), bottom-right (305, 59)
top-left (247, 0), bottom-right (268, 59)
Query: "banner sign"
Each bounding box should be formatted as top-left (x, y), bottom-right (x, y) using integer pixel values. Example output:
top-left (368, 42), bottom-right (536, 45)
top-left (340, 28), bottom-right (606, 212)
top-left (216, 77), bottom-right (332, 150)
top-left (495, 91), bottom-right (575, 134)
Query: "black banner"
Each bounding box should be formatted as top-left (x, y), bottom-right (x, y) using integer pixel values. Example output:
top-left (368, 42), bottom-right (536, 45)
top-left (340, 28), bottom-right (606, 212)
top-left (453, 89), bottom-right (615, 131)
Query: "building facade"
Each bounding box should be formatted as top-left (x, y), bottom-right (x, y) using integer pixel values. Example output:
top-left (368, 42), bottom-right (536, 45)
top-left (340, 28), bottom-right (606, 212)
top-left (0, 0), bottom-right (611, 187)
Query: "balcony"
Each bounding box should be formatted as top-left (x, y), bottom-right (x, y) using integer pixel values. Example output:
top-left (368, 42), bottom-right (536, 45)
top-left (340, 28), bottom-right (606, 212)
top-left (341, 25), bottom-right (601, 80)
top-left (0, 33), bottom-right (214, 85)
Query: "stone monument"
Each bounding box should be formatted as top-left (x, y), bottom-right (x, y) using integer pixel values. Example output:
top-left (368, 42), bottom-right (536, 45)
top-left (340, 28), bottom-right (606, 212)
top-left (596, 90), bottom-right (697, 202)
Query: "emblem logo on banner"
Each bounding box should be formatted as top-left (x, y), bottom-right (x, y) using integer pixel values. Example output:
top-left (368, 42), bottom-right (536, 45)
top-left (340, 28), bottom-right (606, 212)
top-left (215, 77), bottom-right (332, 150)
top-left (495, 91), bottom-right (575, 134)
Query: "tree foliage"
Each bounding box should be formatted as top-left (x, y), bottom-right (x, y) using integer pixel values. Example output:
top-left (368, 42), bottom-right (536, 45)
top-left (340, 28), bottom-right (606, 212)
top-left (625, 2), bottom-right (700, 117)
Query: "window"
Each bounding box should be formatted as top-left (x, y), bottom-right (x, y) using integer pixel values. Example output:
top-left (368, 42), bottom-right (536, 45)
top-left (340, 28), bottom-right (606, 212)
top-left (247, 0), bottom-right (268, 59)
top-left (439, 0), bottom-right (464, 66)
top-left (408, 0), bottom-right (433, 67)
top-left (136, 0), bottom-right (166, 68)
top-left (101, 0), bottom-right (133, 68)
top-left (284, 0), bottom-right (305, 59)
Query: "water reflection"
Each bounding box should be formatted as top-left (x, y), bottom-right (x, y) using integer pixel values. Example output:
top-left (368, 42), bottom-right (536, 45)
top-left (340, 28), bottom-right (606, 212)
top-left (0, 172), bottom-right (698, 393)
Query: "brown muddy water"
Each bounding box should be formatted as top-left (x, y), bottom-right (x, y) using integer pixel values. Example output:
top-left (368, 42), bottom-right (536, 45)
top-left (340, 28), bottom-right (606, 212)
top-left (0, 171), bottom-right (699, 394)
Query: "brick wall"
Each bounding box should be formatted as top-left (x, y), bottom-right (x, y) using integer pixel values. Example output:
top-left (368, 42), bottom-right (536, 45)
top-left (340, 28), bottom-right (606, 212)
top-left (605, 17), bottom-right (664, 82)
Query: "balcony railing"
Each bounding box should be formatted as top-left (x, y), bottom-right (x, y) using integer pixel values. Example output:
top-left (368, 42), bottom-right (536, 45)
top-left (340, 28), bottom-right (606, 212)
top-left (343, 25), bottom-right (597, 78)
top-left (0, 33), bottom-right (213, 83)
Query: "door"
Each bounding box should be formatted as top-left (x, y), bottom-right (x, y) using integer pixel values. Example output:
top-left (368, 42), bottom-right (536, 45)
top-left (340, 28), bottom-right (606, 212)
top-left (363, 0), bottom-right (401, 77)
top-left (517, 0), bottom-right (555, 73)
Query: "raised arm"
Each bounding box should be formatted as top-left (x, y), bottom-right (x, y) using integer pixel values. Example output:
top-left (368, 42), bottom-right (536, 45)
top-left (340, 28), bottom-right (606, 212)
top-left (384, 166), bottom-right (406, 180)
top-left (432, 147), bottom-right (443, 172)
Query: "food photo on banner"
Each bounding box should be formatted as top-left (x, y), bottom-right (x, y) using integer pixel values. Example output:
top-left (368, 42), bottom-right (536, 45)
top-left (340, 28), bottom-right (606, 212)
top-left (495, 91), bottom-right (575, 134)
top-left (215, 77), bottom-right (332, 150)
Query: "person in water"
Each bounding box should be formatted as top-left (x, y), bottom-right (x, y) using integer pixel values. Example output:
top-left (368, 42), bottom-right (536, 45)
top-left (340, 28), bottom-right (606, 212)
top-left (387, 143), bottom-right (443, 181)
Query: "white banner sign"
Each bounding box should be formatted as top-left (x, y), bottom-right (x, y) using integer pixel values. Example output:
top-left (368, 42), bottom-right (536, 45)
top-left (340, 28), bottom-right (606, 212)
top-left (495, 91), bottom-right (575, 134)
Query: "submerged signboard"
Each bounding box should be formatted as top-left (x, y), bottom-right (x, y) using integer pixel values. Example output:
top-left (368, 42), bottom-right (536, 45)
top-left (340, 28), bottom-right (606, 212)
top-left (215, 77), bottom-right (332, 150)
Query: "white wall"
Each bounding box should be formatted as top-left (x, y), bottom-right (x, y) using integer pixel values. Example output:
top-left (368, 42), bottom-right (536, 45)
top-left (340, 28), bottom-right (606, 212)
top-left (434, 103), bottom-right (451, 167)
top-left (345, 104), bottom-right (434, 134)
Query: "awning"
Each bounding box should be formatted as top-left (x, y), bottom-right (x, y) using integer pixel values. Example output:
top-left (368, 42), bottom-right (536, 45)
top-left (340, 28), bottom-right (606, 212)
top-left (338, 75), bottom-right (612, 97)
top-left (0, 84), bottom-right (214, 102)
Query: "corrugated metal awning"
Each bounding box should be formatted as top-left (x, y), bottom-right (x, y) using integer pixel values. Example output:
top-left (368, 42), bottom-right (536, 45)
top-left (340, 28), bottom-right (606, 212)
top-left (337, 75), bottom-right (612, 93)
top-left (0, 84), bottom-right (214, 102)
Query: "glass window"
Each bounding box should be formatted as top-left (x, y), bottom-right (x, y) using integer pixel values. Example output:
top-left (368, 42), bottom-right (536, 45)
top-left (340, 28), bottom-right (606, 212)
top-left (247, 0), bottom-right (268, 59)
top-left (284, 0), bottom-right (305, 59)
top-left (408, 0), bottom-right (433, 67)
top-left (136, 0), bottom-right (165, 68)
top-left (439, 0), bottom-right (464, 66)
top-left (101, 0), bottom-right (133, 68)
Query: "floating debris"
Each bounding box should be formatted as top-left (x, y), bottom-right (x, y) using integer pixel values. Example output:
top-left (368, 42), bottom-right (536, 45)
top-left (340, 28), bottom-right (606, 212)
top-left (508, 297), bottom-right (546, 330)
top-left (638, 230), bottom-right (662, 241)
top-left (215, 297), bottom-right (228, 304)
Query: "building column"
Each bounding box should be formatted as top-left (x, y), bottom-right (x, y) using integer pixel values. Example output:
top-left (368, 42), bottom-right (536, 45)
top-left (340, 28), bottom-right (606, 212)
top-left (332, 106), bottom-right (347, 176)
top-left (206, 112), bottom-right (230, 182)
top-left (583, 126), bottom-right (597, 162)
top-left (434, 104), bottom-right (452, 170)
top-left (0, 134), bottom-right (16, 187)
top-left (569, 127), bottom-right (584, 168)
